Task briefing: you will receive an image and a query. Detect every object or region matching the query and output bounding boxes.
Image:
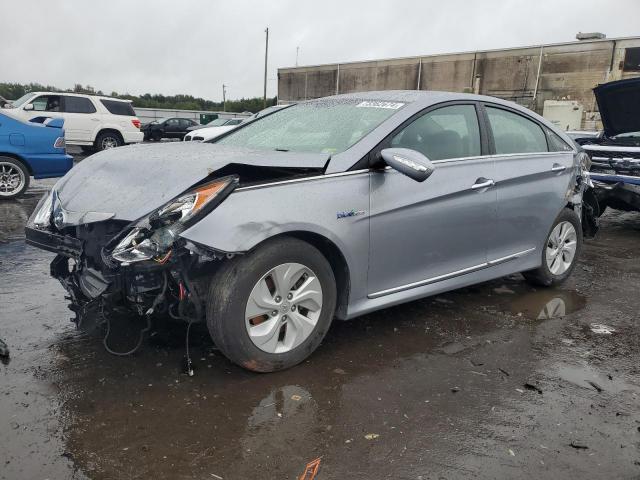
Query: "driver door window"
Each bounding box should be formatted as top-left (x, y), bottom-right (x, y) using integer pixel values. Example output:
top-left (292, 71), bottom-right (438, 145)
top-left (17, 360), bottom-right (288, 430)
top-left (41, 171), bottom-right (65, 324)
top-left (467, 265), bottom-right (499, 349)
top-left (390, 104), bottom-right (481, 160)
top-left (29, 95), bottom-right (61, 112)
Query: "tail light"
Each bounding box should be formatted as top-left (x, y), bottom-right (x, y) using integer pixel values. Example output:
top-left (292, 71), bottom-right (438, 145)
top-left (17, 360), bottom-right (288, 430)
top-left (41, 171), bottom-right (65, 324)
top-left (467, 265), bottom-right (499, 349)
top-left (132, 119), bottom-right (141, 129)
top-left (54, 137), bottom-right (65, 149)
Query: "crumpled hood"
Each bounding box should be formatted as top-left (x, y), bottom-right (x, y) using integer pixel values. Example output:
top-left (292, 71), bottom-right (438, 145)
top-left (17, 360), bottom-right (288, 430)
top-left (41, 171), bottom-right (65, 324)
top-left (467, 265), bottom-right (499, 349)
top-left (594, 77), bottom-right (640, 137)
top-left (55, 142), bottom-right (330, 221)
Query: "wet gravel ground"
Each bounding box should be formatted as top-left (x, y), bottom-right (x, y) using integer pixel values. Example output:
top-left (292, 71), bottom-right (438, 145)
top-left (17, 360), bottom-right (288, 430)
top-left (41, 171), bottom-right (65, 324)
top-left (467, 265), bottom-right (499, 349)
top-left (1, 153), bottom-right (639, 479)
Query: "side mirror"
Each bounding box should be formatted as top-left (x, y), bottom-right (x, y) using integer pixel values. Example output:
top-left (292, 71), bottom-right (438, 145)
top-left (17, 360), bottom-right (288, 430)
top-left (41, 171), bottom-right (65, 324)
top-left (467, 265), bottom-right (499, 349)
top-left (24, 104), bottom-right (34, 111)
top-left (380, 148), bottom-right (435, 182)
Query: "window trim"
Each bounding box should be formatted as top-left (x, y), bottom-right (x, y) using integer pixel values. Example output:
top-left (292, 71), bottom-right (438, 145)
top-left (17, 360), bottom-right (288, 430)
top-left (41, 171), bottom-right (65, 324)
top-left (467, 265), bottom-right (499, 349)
top-left (359, 100), bottom-right (490, 170)
top-left (62, 95), bottom-right (97, 114)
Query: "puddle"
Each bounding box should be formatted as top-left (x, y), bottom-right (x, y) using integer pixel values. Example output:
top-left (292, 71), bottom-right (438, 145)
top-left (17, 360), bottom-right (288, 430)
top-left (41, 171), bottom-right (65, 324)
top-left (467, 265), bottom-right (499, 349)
top-left (590, 323), bottom-right (616, 335)
top-left (509, 290), bottom-right (586, 320)
top-left (555, 363), bottom-right (638, 395)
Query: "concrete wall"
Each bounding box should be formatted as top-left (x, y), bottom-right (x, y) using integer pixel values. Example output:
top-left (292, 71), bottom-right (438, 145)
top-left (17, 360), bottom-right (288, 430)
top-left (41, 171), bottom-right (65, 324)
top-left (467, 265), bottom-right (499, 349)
top-left (278, 37), bottom-right (640, 130)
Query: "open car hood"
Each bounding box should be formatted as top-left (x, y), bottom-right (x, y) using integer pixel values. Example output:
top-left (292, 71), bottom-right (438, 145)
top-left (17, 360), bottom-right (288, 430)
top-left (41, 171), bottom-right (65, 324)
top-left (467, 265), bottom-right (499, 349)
top-left (594, 77), bottom-right (640, 138)
top-left (54, 142), bottom-right (330, 221)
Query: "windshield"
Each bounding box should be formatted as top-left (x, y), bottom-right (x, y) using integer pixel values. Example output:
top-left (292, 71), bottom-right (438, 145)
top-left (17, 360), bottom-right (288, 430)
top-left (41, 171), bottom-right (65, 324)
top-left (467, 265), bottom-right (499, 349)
top-left (217, 100), bottom-right (403, 154)
top-left (7, 93), bottom-right (36, 108)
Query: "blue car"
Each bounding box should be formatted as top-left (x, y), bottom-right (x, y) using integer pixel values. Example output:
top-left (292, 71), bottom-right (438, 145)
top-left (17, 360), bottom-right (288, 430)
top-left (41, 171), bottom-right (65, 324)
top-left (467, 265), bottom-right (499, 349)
top-left (0, 112), bottom-right (73, 199)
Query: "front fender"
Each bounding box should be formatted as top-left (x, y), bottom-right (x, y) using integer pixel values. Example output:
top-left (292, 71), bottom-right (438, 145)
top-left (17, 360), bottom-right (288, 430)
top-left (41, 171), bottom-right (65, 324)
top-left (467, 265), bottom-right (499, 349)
top-left (180, 172), bottom-right (371, 303)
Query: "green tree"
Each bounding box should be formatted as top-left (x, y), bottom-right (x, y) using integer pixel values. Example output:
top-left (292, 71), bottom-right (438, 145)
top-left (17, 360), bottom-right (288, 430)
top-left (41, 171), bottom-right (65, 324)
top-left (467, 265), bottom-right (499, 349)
top-left (0, 82), bottom-right (277, 113)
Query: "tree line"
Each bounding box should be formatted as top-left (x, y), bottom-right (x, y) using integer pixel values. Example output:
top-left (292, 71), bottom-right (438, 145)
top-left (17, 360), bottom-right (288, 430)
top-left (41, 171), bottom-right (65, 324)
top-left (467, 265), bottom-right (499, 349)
top-left (0, 82), bottom-right (277, 113)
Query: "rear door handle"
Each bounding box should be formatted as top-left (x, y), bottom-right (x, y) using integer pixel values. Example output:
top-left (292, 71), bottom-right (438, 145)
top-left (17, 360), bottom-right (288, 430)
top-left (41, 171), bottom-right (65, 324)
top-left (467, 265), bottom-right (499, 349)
top-left (471, 178), bottom-right (495, 190)
top-left (551, 163), bottom-right (566, 172)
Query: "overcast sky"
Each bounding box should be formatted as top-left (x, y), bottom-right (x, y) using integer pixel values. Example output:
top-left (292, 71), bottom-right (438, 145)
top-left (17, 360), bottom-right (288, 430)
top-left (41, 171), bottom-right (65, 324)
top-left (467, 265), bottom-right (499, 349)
top-left (1, 0), bottom-right (638, 101)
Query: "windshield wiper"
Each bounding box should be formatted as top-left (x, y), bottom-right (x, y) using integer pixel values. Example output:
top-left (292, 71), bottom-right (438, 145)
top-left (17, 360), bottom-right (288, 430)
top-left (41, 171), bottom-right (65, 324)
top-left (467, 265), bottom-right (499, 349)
top-left (275, 148), bottom-right (289, 152)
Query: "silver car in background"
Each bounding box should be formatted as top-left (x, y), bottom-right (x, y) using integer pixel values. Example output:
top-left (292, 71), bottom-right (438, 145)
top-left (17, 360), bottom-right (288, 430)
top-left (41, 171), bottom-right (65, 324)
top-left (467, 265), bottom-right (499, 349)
top-left (25, 91), bottom-right (593, 372)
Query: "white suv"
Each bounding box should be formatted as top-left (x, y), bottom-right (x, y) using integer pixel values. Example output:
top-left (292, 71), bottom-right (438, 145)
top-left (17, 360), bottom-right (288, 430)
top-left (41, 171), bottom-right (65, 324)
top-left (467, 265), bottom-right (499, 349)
top-left (3, 92), bottom-right (144, 152)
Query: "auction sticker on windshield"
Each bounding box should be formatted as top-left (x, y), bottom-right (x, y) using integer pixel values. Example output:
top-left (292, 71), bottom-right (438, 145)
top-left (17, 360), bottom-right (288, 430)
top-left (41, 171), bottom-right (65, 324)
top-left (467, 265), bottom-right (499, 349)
top-left (356, 101), bottom-right (404, 109)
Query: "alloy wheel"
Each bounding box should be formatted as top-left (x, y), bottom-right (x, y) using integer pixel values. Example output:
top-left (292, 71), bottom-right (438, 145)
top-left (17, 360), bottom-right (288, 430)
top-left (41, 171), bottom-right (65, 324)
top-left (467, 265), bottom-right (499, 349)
top-left (545, 221), bottom-right (577, 275)
top-left (101, 136), bottom-right (119, 150)
top-left (0, 162), bottom-right (26, 197)
top-left (245, 262), bottom-right (323, 354)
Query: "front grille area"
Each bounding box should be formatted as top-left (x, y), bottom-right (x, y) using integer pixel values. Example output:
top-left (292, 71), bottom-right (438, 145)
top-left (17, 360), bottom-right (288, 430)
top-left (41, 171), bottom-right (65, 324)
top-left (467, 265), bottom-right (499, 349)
top-left (584, 147), bottom-right (640, 177)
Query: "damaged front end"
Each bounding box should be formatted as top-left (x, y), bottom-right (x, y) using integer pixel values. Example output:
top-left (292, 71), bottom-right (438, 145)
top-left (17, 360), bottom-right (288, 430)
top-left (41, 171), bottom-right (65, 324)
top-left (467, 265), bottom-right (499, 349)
top-left (580, 144), bottom-right (640, 214)
top-left (25, 176), bottom-right (239, 353)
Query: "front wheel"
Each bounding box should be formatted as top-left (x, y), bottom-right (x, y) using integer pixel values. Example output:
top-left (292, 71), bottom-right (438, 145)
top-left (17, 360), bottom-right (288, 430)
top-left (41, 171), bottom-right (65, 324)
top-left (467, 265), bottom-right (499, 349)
top-left (0, 156), bottom-right (30, 199)
top-left (523, 208), bottom-right (583, 287)
top-left (206, 237), bottom-right (337, 372)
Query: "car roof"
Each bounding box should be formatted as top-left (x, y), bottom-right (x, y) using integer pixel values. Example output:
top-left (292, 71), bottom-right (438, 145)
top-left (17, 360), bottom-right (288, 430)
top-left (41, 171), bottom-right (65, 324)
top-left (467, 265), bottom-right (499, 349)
top-left (25, 91), bottom-right (133, 103)
top-left (308, 89), bottom-right (528, 110)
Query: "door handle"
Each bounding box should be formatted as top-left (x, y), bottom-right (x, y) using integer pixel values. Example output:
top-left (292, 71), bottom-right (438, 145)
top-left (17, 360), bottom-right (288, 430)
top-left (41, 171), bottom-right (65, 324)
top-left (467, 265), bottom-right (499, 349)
top-left (551, 164), bottom-right (566, 172)
top-left (90, 118), bottom-right (100, 122)
top-left (471, 178), bottom-right (495, 190)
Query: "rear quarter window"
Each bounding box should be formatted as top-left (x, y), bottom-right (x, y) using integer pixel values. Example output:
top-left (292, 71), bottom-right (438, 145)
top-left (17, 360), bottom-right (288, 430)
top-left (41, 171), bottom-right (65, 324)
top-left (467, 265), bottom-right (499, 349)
top-left (100, 99), bottom-right (136, 116)
top-left (546, 129), bottom-right (574, 152)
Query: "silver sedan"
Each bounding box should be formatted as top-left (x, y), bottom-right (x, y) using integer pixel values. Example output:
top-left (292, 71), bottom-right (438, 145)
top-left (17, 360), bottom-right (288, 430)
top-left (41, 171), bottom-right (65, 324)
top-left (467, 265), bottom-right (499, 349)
top-left (26, 91), bottom-right (593, 372)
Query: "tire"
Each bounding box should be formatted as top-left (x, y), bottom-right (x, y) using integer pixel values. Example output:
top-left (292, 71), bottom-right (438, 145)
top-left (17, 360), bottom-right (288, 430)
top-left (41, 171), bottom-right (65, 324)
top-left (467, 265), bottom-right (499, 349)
top-left (152, 131), bottom-right (162, 142)
top-left (0, 156), bottom-right (30, 199)
top-left (206, 237), bottom-right (337, 372)
top-left (523, 208), bottom-right (583, 287)
top-left (94, 131), bottom-right (123, 151)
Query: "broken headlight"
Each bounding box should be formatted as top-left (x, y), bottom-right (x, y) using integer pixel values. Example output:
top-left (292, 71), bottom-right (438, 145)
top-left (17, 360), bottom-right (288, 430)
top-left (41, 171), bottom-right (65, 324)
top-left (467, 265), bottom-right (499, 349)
top-left (32, 191), bottom-right (54, 228)
top-left (111, 176), bottom-right (237, 264)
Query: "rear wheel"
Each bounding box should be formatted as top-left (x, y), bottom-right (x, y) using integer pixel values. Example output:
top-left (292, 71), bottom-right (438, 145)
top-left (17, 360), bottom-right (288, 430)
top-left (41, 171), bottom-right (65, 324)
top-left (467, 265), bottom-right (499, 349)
top-left (94, 131), bottom-right (123, 151)
top-left (523, 208), bottom-right (582, 286)
top-left (0, 156), bottom-right (30, 199)
top-left (206, 237), bottom-right (337, 372)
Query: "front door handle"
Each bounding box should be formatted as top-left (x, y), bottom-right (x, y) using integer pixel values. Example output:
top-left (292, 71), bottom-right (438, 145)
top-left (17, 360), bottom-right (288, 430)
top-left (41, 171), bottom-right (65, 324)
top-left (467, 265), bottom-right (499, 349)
top-left (471, 178), bottom-right (495, 190)
top-left (551, 163), bottom-right (566, 172)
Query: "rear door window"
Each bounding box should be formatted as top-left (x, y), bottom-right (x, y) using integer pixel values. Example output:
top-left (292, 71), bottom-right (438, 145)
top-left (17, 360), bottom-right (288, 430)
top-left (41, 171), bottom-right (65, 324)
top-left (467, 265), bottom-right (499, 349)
top-left (64, 96), bottom-right (97, 114)
top-left (390, 104), bottom-right (481, 160)
top-left (100, 99), bottom-right (136, 116)
top-left (486, 106), bottom-right (548, 154)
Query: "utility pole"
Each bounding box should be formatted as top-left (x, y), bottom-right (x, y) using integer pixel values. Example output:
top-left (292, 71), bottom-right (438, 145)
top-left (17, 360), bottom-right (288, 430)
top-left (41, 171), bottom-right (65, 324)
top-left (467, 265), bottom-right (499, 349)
top-left (263, 27), bottom-right (269, 109)
top-left (222, 84), bottom-right (227, 112)
top-left (296, 46), bottom-right (299, 67)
